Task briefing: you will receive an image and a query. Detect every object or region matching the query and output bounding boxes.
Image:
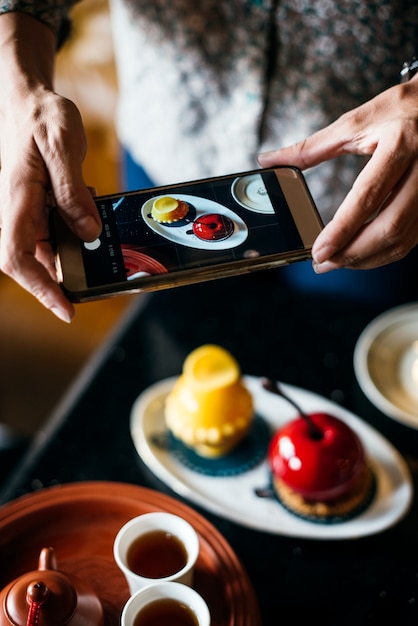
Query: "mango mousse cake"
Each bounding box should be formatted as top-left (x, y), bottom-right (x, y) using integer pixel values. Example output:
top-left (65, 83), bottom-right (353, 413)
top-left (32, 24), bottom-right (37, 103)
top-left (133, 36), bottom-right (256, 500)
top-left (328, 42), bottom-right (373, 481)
top-left (165, 345), bottom-right (254, 458)
top-left (151, 196), bottom-right (189, 223)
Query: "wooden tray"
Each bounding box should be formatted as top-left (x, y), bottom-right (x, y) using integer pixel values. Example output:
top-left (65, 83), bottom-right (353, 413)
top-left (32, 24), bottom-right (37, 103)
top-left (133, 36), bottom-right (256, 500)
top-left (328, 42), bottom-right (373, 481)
top-left (0, 481), bottom-right (261, 625)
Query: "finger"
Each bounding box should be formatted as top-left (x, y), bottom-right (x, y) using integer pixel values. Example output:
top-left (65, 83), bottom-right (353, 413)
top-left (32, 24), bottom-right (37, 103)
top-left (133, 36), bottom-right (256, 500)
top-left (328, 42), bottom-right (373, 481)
top-left (0, 238), bottom-right (75, 322)
top-left (35, 239), bottom-right (59, 281)
top-left (314, 161), bottom-right (418, 271)
top-left (53, 180), bottom-right (102, 243)
top-left (258, 118), bottom-right (350, 170)
top-left (0, 184), bottom-right (75, 322)
top-left (312, 131), bottom-right (413, 263)
top-left (257, 93), bottom-right (392, 171)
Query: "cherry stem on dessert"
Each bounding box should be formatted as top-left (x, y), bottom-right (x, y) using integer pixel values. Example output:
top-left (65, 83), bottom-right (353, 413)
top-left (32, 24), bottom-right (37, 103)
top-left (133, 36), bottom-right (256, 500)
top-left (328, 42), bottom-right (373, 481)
top-left (261, 378), bottom-right (323, 440)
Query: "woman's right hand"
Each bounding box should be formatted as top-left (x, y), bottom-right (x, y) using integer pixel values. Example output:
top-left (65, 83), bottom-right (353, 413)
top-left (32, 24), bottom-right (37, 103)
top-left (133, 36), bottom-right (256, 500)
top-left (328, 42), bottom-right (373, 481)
top-left (0, 12), bottom-right (101, 322)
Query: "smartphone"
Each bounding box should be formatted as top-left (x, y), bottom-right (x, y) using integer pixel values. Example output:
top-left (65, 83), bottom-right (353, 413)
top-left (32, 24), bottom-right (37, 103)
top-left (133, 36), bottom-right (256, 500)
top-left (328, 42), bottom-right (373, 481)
top-left (53, 166), bottom-right (323, 302)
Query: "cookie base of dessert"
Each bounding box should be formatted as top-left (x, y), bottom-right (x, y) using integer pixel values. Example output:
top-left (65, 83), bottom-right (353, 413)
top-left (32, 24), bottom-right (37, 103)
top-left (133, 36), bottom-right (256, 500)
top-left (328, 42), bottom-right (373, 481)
top-left (272, 464), bottom-right (376, 524)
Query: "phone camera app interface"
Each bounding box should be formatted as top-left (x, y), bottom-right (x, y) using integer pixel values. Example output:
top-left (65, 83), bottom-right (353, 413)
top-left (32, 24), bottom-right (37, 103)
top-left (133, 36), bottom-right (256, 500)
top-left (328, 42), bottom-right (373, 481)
top-left (81, 171), bottom-right (303, 288)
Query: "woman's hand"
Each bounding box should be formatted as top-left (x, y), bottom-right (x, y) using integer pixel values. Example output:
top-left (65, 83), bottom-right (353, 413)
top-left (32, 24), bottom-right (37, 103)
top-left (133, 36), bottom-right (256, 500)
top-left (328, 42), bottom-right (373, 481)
top-left (0, 13), bottom-right (101, 322)
top-left (258, 79), bottom-right (418, 274)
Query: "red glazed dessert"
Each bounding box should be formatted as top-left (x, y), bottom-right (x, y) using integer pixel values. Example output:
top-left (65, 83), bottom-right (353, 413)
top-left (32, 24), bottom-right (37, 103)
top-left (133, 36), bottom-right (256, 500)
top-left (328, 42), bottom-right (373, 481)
top-left (268, 412), bottom-right (374, 522)
top-left (193, 213), bottom-right (234, 241)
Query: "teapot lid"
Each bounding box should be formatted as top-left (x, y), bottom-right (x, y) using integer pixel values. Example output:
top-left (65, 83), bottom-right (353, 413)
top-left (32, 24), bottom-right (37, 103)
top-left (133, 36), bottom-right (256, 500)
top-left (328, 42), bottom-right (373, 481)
top-left (1, 548), bottom-right (103, 626)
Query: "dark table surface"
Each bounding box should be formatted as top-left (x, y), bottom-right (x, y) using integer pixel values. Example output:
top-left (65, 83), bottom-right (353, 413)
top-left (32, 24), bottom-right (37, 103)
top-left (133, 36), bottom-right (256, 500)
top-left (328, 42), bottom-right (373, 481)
top-left (2, 269), bottom-right (418, 626)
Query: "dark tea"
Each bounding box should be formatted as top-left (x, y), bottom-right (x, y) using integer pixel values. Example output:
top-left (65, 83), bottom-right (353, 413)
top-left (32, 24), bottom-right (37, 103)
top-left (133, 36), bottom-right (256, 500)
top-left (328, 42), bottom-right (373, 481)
top-left (127, 529), bottom-right (188, 578)
top-left (133, 598), bottom-right (199, 626)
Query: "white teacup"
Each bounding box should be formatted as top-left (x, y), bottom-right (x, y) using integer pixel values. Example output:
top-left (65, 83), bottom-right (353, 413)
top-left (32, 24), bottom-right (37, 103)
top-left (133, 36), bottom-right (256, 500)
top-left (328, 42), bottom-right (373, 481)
top-left (113, 512), bottom-right (199, 595)
top-left (121, 581), bottom-right (211, 626)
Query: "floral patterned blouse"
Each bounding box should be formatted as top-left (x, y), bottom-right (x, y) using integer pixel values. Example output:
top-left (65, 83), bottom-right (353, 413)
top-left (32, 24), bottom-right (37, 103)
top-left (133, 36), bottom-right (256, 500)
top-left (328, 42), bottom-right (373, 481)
top-left (1, 0), bottom-right (417, 221)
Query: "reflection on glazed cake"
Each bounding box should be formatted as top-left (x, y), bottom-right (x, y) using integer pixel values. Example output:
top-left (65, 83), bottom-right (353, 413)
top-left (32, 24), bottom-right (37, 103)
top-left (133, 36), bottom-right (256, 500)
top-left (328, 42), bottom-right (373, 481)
top-left (151, 196), bottom-right (190, 224)
top-left (192, 213), bottom-right (235, 241)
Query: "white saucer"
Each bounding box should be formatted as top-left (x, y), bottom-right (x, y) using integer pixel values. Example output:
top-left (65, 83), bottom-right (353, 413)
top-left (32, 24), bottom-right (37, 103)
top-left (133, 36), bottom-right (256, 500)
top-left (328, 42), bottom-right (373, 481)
top-left (142, 194), bottom-right (248, 250)
top-left (130, 376), bottom-right (412, 540)
top-left (354, 302), bottom-right (418, 429)
top-left (231, 174), bottom-right (275, 214)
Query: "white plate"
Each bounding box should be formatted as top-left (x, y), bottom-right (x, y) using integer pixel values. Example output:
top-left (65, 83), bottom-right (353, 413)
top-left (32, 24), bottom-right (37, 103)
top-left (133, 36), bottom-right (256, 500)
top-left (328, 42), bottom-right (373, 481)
top-left (130, 376), bottom-right (412, 540)
top-left (141, 194), bottom-right (248, 250)
top-left (354, 302), bottom-right (418, 429)
top-left (231, 174), bottom-right (275, 214)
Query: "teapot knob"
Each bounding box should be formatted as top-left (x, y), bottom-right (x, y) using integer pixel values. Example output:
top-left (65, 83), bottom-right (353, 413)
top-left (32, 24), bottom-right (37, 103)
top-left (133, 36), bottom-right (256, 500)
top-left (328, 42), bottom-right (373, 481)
top-left (26, 582), bottom-right (50, 604)
top-left (26, 582), bottom-right (50, 626)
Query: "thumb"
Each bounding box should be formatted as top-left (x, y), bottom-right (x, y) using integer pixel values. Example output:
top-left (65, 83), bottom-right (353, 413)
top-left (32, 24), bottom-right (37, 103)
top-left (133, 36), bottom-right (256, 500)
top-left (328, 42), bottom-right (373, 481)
top-left (51, 176), bottom-right (102, 242)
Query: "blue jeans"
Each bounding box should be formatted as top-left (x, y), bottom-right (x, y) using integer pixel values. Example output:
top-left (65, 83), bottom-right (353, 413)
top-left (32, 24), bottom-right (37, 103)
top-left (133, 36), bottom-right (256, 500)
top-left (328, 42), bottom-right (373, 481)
top-left (120, 149), bottom-right (156, 191)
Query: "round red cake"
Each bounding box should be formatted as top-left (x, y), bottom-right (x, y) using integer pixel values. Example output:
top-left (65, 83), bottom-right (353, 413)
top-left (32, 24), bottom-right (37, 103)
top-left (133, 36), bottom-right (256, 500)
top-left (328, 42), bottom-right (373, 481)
top-left (192, 213), bottom-right (234, 241)
top-left (268, 412), bottom-right (374, 522)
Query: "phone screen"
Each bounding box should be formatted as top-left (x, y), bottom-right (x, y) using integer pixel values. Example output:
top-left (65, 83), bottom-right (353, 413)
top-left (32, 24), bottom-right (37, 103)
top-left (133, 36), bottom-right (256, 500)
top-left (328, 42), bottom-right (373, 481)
top-left (80, 170), bottom-right (306, 289)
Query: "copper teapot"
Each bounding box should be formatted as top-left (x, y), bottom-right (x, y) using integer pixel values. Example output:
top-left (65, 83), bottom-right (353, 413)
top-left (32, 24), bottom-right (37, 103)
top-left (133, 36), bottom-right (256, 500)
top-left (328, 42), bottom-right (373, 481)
top-left (0, 547), bottom-right (104, 626)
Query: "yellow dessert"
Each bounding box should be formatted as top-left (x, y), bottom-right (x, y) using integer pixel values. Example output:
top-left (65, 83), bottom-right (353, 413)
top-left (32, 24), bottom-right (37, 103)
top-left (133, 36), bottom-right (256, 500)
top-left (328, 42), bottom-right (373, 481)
top-left (151, 196), bottom-right (189, 223)
top-left (165, 345), bottom-right (254, 458)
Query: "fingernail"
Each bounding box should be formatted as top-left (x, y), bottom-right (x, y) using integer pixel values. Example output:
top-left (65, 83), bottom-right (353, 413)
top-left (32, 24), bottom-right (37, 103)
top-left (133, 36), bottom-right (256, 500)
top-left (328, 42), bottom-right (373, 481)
top-left (257, 152), bottom-right (272, 162)
top-left (51, 306), bottom-right (73, 324)
top-left (312, 260), bottom-right (338, 275)
top-left (312, 244), bottom-right (335, 265)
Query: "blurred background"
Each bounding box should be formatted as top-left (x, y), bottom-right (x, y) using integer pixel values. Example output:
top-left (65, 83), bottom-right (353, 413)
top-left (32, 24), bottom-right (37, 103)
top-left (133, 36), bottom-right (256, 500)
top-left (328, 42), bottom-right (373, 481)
top-left (0, 0), bottom-right (130, 440)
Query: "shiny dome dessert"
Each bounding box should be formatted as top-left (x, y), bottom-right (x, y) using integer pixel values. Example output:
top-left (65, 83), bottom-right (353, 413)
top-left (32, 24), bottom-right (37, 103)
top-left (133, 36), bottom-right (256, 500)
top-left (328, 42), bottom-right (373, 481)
top-left (267, 411), bottom-right (374, 521)
top-left (151, 196), bottom-right (189, 224)
top-left (165, 345), bottom-right (253, 458)
top-left (192, 213), bottom-right (234, 241)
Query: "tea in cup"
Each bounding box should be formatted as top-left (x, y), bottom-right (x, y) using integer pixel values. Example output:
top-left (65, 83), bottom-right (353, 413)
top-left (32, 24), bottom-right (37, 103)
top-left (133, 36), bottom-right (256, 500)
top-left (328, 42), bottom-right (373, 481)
top-left (113, 512), bottom-right (199, 594)
top-left (121, 581), bottom-right (210, 626)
